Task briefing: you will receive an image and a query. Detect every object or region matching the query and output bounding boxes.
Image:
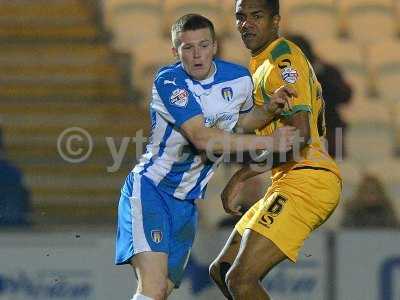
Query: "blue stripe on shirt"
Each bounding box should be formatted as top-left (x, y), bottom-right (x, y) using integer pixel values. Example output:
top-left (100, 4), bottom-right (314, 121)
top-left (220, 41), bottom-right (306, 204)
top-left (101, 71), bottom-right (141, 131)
top-left (157, 153), bottom-right (196, 195)
top-left (185, 160), bottom-right (214, 200)
top-left (140, 121), bottom-right (174, 175)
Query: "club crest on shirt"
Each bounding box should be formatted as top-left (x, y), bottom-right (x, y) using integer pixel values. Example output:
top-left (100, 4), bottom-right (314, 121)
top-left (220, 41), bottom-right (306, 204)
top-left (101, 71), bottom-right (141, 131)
top-left (221, 87), bottom-right (233, 102)
top-left (151, 230), bottom-right (163, 244)
top-left (281, 67), bottom-right (298, 84)
top-left (170, 88), bottom-right (189, 107)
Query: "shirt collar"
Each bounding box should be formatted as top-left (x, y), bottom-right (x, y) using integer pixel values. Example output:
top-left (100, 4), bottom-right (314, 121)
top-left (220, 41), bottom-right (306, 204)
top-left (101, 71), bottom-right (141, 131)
top-left (251, 37), bottom-right (285, 60)
top-left (197, 61), bottom-right (217, 85)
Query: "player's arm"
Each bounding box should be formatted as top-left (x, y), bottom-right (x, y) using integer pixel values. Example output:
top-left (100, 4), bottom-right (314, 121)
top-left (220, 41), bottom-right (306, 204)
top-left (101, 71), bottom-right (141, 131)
top-left (220, 111), bottom-right (310, 216)
top-left (235, 86), bottom-right (297, 133)
top-left (154, 73), bottom-right (296, 155)
top-left (284, 110), bottom-right (310, 156)
top-left (221, 50), bottom-right (313, 214)
top-left (180, 115), bottom-right (295, 154)
top-left (221, 163), bottom-right (268, 215)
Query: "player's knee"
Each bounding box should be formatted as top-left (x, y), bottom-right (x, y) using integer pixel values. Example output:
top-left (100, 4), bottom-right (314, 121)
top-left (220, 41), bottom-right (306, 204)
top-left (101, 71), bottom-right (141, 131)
top-left (225, 265), bottom-right (255, 293)
top-left (209, 260), bottom-right (221, 283)
top-left (155, 281), bottom-right (169, 300)
top-left (209, 260), bottom-right (231, 284)
top-left (225, 267), bottom-right (242, 291)
top-left (140, 278), bottom-right (168, 300)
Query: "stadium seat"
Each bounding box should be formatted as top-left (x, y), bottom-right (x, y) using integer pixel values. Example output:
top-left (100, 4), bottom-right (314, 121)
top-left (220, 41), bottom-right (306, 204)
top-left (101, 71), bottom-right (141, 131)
top-left (314, 38), bottom-right (369, 98)
top-left (105, 0), bottom-right (163, 51)
top-left (0, 0), bottom-right (91, 23)
top-left (0, 0), bottom-right (150, 225)
top-left (368, 39), bottom-right (400, 101)
top-left (280, 0), bottom-right (339, 42)
top-left (0, 0), bottom-right (102, 42)
top-left (345, 114), bottom-right (393, 176)
top-left (131, 38), bottom-right (176, 104)
top-left (338, 0), bottom-right (397, 43)
top-left (103, 0), bottom-right (161, 20)
top-left (391, 100), bottom-right (400, 157)
top-left (341, 96), bottom-right (390, 127)
top-left (163, 0), bottom-right (226, 38)
top-left (219, 33), bottom-right (250, 67)
top-left (0, 44), bottom-right (110, 66)
top-left (367, 158), bottom-right (400, 186)
top-left (335, 159), bottom-right (361, 211)
top-left (220, 0), bottom-right (240, 37)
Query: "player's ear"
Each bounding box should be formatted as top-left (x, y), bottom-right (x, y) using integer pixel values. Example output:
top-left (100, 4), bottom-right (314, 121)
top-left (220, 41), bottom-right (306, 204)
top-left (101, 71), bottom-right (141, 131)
top-left (212, 39), bottom-right (218, 56)
top-left (272, 15), bottom-right (281, 32)
top-left (172, 47), bottom-right (179, 60)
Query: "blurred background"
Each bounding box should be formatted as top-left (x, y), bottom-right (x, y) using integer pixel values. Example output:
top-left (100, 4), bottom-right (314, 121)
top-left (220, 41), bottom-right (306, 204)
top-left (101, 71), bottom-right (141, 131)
top-left (0, 0), bottom-right (399, 299)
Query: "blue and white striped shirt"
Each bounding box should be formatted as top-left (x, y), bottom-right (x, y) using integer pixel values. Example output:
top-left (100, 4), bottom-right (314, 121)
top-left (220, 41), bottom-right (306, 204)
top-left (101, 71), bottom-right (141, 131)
top-left (133, 59), bottom-right (253, 201)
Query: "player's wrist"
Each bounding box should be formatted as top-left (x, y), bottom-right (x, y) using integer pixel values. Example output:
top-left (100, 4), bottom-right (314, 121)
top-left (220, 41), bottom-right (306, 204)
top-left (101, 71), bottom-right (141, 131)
top-left (263, 108), bottom-right (278, 124)
top-left (262, 136), bottom-right (274, 151)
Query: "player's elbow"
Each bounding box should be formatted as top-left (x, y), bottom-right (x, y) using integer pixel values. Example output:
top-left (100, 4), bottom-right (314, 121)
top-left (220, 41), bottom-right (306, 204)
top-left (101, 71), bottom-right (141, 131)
top-left (191, 131), bottom-right (227, 153)
top-left (289, 111), bottom-right (311, 150)
top-left (186, 131), bottom-right (210, 151)
top-left (234, 124), bottom-right (250, 134)
top-left (181, 117), bottom-right (219, 151)
top-left (192, 137), bottom-right (209, 151)
top-left (182, 120), bottom-right (227, 152)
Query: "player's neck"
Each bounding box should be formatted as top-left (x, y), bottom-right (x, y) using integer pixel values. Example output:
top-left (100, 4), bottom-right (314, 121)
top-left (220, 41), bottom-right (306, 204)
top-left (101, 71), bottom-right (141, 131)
top-left (204, 62), bottom-right (216, 80)
top-left (192, 61), bottom-right (216, 82)
top-left (251, 34), bottom-right (280, 56)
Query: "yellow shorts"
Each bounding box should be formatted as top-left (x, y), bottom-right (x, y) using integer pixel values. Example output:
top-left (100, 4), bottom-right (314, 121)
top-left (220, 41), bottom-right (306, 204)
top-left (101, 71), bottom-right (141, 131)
top-left (235, 168), bottom-right (341, 262)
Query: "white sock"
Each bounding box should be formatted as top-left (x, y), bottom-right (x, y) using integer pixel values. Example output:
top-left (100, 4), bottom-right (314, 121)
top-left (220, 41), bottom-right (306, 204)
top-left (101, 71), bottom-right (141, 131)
top-left (131, 293), bottom-right (154, 300)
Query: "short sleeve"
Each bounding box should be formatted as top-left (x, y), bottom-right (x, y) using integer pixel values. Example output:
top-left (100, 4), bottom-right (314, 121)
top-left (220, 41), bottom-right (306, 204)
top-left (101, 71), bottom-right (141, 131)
top-left (252, 63), bottom-right (271, 108)
top-left (268, 54), bottom-right (312, 118)
top-left (239, 76), bottom-right (254, 114)
top-left (154, 73), bottom-right (203, 127)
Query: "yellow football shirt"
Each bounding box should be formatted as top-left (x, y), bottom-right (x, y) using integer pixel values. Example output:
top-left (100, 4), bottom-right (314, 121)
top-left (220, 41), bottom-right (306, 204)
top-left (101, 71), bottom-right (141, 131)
top-left (249, 37), bottom-right (341, 180)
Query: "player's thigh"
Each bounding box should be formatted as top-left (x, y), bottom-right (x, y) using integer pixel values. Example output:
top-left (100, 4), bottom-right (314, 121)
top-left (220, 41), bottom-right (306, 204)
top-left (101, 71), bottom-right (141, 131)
top-left (211, 200), bottom-right (264, 267)
top-left (282, 169), bottom-right (341, 230)
top-left (235, 187), bottom-right (309, 263)
top-left (167, 198), bottom-right (198, 288)
top-left (213, 229), bottom-right (242, 264)
top-left (131, 252), bottom-right (169, 291)
top-left (229, 228), bottom-right (286, 279)
top-left (236, 170), bottom-right (341, 263)
top-left (115, 173), bottom-right (171, 266)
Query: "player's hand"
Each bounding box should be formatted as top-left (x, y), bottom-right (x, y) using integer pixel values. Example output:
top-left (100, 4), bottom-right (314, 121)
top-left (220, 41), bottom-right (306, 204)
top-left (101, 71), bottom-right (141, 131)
top-left (221, 175), bottom-right (244, 216)
top-left (271, 126), bottom-right (297, 153)
top-left (265, 86), bottom-right (297, 117)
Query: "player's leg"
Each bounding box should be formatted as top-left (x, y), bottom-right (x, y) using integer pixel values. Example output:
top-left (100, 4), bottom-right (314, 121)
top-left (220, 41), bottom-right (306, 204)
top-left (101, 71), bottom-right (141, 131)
top-left (209, 229), bottom-right (242, 299)
top-left (115, 173), bottom-right (173, 300)
top-left (226, 229), bottom-right (286, 299)
top-left (166, 197), bottom-right (199, 292)
top-left (222, 190), bottom-right (297, 299)
top-left (209, 199), bottom-right (263, 299)
top-left (225, 169), bottom-right (342, 299)
top-left (130, 252), bottom-right (170, 299)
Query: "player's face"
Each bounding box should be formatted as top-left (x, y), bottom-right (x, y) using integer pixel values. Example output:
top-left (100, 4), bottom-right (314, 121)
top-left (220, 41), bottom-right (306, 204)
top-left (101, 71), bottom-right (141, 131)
top-left (173, 28), bottom-right (217, 81)
top-left (235, 0), bottom-right (280, 54)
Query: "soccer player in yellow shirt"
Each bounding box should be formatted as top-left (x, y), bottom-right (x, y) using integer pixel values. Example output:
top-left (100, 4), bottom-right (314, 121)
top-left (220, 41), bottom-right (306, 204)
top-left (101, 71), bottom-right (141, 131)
top-left (209, 0), bottom-right (342, 299)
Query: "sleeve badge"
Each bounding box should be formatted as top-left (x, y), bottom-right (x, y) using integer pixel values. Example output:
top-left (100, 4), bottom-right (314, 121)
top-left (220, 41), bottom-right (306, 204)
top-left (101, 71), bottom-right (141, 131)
top-left (170, 88), bottom-right (189, 107)
top-left (281, 67), bottom-right (298, 84)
